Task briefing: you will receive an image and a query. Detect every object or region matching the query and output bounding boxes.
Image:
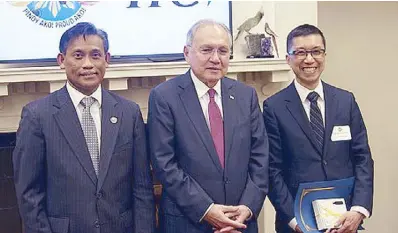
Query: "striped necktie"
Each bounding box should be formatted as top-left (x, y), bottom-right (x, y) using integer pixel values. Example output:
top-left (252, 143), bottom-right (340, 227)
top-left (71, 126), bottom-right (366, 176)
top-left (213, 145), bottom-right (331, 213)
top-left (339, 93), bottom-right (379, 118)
top-left (307, 91), bottom-right (324, 153)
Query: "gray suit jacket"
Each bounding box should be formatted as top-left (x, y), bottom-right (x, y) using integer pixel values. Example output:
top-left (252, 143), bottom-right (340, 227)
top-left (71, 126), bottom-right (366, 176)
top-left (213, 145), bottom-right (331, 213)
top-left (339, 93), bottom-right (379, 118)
top-left (13, 86), bottom-right (156, 233)
top-left (148, 71), bottom-right (269, 233)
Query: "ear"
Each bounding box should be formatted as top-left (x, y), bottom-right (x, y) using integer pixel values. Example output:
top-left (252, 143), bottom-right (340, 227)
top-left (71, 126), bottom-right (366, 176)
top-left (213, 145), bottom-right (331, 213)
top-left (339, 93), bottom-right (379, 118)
top-left (105, 52), bottom-right (111, 67)
top-left (285, 54), bottom-right (291, 65)
top-left (57, 53), bottom-right (65, 69)
top-left (183, 45), bottom-right (190, 63)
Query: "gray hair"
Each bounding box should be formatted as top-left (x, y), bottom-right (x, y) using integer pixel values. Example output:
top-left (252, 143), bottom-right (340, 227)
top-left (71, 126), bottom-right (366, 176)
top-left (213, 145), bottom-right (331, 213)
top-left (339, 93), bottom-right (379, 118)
top-left (186, 19), bottom-right (232, 48)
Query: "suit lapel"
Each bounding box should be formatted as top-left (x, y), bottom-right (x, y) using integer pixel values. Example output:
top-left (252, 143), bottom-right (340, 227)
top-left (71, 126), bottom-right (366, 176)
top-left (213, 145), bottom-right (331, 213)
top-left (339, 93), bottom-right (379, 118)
top-left (53, 87), bottom-right (97, 185)
top-left (285, 83), bottom-right (323, 155)
top-left (97, 89), bottom-right (121, 191)
top-left (221, 78), bottom-right (238, 168)
top-left (322, 82), bottom-right (337, 157)
top-left (178, 72), bottom-right (223, 173)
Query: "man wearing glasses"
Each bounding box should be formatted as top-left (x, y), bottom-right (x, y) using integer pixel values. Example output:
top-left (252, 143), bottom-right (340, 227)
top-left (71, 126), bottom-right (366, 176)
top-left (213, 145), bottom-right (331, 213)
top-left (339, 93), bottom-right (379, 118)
top-left (148, 19), bottom-right (269, 233)
top-left (263, 24), bottom-right (374, 233)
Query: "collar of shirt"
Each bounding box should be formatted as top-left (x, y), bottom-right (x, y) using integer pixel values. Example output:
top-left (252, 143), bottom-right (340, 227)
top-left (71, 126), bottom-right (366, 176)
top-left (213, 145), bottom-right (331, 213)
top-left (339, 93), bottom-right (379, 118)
top-left (66, 81), bottom-right (102, 108)
top-left (294, 79), bottom-right (324, 103)
top-left (190, 69), bottom-right (222, 99)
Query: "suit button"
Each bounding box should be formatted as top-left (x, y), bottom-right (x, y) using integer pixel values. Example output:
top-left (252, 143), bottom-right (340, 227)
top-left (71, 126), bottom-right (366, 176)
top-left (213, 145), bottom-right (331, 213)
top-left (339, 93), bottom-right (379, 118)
top-left (224, 178), bottom-right (230, 184)
top-left (94, 220), bottom-right (100, 228)
top-left (97, 191), bottom-right (103, 199)
top-left (323, 160), bottom-right (327, 165)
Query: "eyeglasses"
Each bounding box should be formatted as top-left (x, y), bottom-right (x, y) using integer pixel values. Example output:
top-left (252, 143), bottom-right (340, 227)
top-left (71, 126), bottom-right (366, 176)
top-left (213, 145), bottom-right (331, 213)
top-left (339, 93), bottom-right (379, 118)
top-left (188, 45), bottom-right (230, 58)
top-left (288, 49), bottom-right (326, 59)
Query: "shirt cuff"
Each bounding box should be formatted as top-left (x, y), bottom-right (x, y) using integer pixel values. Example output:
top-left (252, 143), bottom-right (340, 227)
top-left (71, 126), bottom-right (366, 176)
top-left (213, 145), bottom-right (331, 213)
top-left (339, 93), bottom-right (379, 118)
top-left (199, 203), bottom-right (214, 222)
top-left (288, 217), bottom-right (298, 230)
top-left (244, 205), bottom-right (253, 221)
top-left (350, 206), bottom-right (370, 218)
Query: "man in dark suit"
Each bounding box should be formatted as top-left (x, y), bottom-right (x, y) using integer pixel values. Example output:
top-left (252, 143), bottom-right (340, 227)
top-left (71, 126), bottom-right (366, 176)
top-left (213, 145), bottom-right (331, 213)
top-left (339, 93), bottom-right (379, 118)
top-left (263, 24), bottom-right (374, 233)
top-left (13, 22), bottom-right (156, 233)
top-left (147, 19), bottom-right (269, 233)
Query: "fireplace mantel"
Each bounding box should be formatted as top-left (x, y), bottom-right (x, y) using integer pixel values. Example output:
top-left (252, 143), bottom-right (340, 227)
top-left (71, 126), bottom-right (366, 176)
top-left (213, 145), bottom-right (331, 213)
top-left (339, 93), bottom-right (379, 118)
top-left (0, 58), bottom-right (290, 96)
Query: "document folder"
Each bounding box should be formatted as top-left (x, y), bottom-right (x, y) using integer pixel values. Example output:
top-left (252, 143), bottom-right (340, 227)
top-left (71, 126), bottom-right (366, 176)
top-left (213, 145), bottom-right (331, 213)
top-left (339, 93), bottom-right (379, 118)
top-left (294, 177), bottom-right (363, 232)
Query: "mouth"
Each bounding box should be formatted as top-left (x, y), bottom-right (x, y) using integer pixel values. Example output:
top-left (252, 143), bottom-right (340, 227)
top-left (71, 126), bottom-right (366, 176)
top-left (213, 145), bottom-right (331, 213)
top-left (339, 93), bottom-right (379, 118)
top-left (80, 72), bottom-right (97, 77)
top-left (301, 67), bottom-right (317, 74)
top-left (207, 67), bottom-right (221, 71)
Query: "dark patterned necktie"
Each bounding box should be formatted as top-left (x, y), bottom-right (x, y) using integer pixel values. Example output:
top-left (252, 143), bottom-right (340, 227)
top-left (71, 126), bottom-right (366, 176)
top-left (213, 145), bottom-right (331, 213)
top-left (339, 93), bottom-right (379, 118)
top-left (80, 96), bottom-right (100, 175)
top-left (208, 89), bottom-right (224, 168)
top-left (307, 91), bottom-right (324, 153)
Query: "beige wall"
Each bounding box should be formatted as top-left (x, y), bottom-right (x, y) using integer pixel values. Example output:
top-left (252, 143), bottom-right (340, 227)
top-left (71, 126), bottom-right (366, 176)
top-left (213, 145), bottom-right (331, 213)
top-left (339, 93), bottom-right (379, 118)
top-left (318, 1), bottom-right (398, 232)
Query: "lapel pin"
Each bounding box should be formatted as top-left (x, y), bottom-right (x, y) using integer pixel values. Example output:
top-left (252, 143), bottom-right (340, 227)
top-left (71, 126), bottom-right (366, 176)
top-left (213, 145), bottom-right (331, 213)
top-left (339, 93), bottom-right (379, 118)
top-left (110, 116), bottom-right (118, 124)
top-left (229, 95), bottom-right (235, 100)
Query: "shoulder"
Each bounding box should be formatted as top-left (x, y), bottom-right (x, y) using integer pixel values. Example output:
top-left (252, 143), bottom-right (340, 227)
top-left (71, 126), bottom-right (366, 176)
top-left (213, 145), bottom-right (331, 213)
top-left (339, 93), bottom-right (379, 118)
top-left (224, 77), bottom-right (255, 93)
top-left (323, 82), bottom-right (354, 100)
top-left (105, 90), bottom-right (141, 112)
top-left (222, 77), bottom-right (257, 99)
top-left (24, 91), bottom-right (57, 115)
top-left (151, 73), bottom-right (186, 95)
top-left (263, 83), bottom-right (291, 106)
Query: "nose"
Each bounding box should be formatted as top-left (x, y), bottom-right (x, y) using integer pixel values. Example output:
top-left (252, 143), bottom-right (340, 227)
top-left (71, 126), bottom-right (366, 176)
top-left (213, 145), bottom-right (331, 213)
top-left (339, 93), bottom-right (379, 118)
top-left (82, 57), bottom-right (94, 68)
top-left (304, 52), bottom-right (315, 63)
top-left (209, 50), bottom-right (221, 63)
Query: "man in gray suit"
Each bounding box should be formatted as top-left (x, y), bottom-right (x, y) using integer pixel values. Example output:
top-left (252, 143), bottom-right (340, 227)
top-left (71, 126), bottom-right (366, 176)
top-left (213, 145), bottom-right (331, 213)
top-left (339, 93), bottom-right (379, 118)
top-left (13, 22), bottom-right (156, 233)
top-left (148, 19), bottom-right (269, 233)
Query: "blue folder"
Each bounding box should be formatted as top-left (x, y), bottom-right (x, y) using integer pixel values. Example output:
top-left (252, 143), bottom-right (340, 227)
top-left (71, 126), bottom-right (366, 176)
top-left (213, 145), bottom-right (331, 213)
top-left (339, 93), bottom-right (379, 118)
top-left (294, 177), bottom-right (363, 232)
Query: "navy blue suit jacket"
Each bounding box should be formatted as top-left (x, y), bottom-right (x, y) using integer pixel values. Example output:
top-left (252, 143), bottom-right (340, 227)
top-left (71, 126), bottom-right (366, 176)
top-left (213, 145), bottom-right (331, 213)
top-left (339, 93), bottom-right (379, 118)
top-left (147, 71), bottom-right (269, 233)
top-left (263, 82), bottom-right (374, 233)
top-left (13, 87), bottom-right (156, 233)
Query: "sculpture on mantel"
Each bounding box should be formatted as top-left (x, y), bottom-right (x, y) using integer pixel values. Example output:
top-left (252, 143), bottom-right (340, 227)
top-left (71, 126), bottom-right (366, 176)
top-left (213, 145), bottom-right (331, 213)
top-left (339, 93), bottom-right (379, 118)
top-left (234, 8), bottom-right (264, 41)
top-left (234, 7), bottom-right (280, 58)
top-left (264, 22), bottom-right (279, 58)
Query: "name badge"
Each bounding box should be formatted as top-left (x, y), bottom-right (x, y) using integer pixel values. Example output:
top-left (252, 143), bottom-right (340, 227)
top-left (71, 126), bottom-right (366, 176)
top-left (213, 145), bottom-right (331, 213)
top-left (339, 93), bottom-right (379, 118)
top-left (331, 125), bottom-right (352, 141)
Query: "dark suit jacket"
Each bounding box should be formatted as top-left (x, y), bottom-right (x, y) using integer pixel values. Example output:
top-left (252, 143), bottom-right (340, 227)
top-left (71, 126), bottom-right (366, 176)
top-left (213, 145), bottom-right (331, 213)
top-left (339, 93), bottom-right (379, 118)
top-left (147, 71), bottom-right (269, 233)
top-left (13, 87), bottom-right (156, 233)
top-left (263, 82), bottom-right (374, 233)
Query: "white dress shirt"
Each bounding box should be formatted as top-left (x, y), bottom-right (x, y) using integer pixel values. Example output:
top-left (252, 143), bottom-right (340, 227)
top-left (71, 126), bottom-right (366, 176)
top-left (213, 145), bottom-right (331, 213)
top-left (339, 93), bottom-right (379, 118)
top-left (66, 82), bottom-right (102, 154)
top-left (190, 70), bottom-right (223, 128)
top-left (288, 79), bottom-right (369, 230)
top-left (294, 79), bottom-right (325, 125)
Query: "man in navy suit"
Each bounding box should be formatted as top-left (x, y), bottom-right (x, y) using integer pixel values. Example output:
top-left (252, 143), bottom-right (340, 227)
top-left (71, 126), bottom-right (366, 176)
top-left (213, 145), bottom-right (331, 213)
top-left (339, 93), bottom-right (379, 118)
top-left (148, 19), bottom-right (269, 233)
top-left (263, 24), bottom-right (374, 233)
top-left (13, 22), bottom-right (156, 233)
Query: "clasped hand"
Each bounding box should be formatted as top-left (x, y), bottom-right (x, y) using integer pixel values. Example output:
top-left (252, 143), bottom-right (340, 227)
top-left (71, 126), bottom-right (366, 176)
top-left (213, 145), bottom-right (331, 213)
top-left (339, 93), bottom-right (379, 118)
top-left (204, 204), bottom-right (251, 233)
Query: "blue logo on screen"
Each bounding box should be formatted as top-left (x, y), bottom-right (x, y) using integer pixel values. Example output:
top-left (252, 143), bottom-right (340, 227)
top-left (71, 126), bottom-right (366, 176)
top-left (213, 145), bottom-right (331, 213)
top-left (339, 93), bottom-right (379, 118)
top-left (26, 1), bottom-right (82, 21)
top-left (9, 1), bottom-right (96, 28)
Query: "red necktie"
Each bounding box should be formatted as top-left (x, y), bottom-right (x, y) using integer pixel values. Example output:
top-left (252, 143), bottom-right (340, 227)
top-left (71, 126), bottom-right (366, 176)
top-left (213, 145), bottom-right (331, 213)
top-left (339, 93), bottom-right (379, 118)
top-left (208, 89), bottom-right (224, 168)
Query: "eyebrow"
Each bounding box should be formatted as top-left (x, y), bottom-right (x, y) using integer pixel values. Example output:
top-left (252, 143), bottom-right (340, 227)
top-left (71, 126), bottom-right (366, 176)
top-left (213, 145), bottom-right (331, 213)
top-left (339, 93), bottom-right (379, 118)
top-left (200, 45), bottom-right (229, 50)
top-left (295, 46), bottom-right (324, 50)
top-left (72, 49), bottom-right (84, 54)
top-left (90, 49), bottom-right (103, 54)
top-left (71, 48), bottom-right (103, 54)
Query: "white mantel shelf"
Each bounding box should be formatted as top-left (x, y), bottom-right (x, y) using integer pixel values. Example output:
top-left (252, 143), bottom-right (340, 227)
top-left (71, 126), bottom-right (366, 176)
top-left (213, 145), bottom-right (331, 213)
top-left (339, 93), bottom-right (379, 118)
top-left (0, 58), bottom-right (291, 96)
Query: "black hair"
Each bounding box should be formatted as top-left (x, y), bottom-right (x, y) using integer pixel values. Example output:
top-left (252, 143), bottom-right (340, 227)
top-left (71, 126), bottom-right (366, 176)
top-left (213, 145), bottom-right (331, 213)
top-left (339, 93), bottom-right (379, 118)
top-left (286, 24), bottom-right (326, 53)
top-left (59, 22), bottom-right (109, 54)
